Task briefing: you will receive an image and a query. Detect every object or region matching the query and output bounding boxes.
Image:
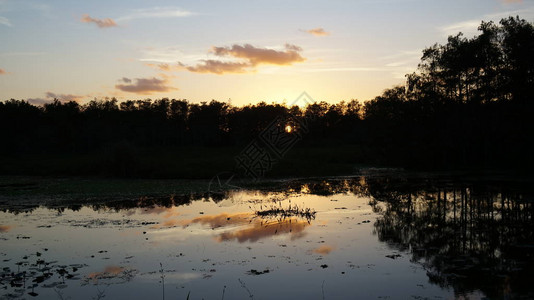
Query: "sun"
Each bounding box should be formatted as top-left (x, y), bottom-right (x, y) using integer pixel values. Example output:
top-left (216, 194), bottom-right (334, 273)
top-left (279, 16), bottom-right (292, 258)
top-left (285, 125), bottom-right (293, 133)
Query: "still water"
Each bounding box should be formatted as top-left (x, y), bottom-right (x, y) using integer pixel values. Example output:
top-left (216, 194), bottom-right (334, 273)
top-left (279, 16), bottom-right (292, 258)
top-left (1, 176), bottom-right (533, 299)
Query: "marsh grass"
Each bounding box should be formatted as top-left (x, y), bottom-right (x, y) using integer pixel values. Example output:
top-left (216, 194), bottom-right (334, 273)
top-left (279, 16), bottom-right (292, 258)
top-left (238, 278), bottom-right (254, 299)
top-left (159, 262), bottom-right (165, 300)
top-left (254, 200), bottom-right (316, 221)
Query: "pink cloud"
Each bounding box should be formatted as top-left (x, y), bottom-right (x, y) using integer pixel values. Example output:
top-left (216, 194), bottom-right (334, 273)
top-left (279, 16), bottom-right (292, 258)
top-left (81, 14), bottom-right (117, 28)
top-left (182, 43), bottom-right (305, 75)
top-left (27, 91), bottom-right (85, 105)
top-left (115, 77), bottom-right (177, 94)
top-left (185, 60), bottom-right (251, 74)
top-left (303, 28), bottom-right (330, 36)
top-left (212, 43), bottom-right (305, 66)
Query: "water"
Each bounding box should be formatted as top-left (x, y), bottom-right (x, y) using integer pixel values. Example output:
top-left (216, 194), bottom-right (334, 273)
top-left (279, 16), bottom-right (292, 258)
top-left (1, 176), bottom-right (533, 299)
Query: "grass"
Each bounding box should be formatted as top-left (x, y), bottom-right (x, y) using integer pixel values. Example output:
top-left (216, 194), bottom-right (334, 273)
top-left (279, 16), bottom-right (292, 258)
top-left (254, 201), bottom-right (316, 221)
top-left (159, 263), bottom-right (165, 300)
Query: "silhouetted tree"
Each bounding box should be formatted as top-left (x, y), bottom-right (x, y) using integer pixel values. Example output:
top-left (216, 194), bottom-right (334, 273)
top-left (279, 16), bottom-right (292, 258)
top-left (1, 16), bottom-right (533, 175)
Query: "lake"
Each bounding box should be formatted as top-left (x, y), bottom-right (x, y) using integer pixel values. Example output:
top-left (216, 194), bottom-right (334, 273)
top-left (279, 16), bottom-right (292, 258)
top-left (1, 174), bottom-right (533, 299)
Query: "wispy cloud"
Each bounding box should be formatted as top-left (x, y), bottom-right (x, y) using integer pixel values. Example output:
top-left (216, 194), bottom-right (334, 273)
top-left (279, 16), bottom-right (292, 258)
top-left (26, 98), bottom-right (49, 105)
top-left (380, 49), bottom-right (422, 79)
top-left (145, 62), bottom-right (183, 72)
top-left (302, 67), bottom-right (383, 72)
top-left (81, 14), bottom-right (117, 28)
top-left (302, 28), bottom-right (330, 36)
top-left (0, 16), bottom-right (11, 27)
top-left (27, 91), bottom-right (85, 105)
top-left (182, 44), bottom-right (305, 75)
top-left (139, 46), bottom-right (201, 63)
top-left (115, 76), bottom-right (177, 94)
top-left (117, 7), bottom-right (193, 22)
top-left (382, 51), bottom-right (421, 68)
top-left (439, 7), bottom-right (534, 36)
top-left (45, 92), bottom-right (85, 102)
top-left (440, 19), bottom-right (482, 36)
top-left (502, 0), bottom-right (522, 3)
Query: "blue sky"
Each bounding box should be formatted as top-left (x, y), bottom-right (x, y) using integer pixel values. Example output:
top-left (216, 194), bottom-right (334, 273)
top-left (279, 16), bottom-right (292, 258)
top-left (1, 0), bottom-right (533, 105)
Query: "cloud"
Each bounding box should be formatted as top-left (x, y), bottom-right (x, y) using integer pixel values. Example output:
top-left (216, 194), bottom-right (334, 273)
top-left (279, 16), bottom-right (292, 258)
top-left (145, 62), bottom-right (184, 72)
top-left (439, 19), bottom-right (481, 36)
top-left (45, 92), bottom-right (84, 102)
top-left (502, 0), bottom-right (522, 3)
top-left (115, 77), bottom-right (176, 94)
top-left (0, 68), bottom-right (6, 74)
top-left (27, 92), bottom-right (84, 105)
top-left (26, 98), bottom-right (49, 105)
top-left (117, 7), bottom-right (193, 22)
top-left (0, 16), bottom-right (11, 27)
top-left (139, 46), bottom-right (189, 63)
top-left (303, 28), bottom-right (330, 36)
top-left (213, 44), bottom-right (305, 66)
top-left (81, 14), bottom-right (117, 28)
top-left (185, 60), bottom-right (251, 74)
top-left (302, 67), bottom-right (383, 72)
top-left (439, 7), bottom-right (534, 37)
top-left (182, 43), bottom-right (305, 75)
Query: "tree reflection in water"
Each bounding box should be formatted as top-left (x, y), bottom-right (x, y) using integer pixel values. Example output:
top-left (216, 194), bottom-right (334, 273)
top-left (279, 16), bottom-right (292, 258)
top-left (1, 175), bottom-right (532, 297)
top-left (364, 176), bottom-right (534, 299)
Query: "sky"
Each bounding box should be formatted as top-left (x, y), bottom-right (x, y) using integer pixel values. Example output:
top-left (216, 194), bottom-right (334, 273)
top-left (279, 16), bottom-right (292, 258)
top-left (1, 0), bottom-right (533, 106)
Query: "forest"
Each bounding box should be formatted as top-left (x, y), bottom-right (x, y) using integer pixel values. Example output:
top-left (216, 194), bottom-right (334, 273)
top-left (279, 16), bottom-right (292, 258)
top-left (1, 16), bottom-right (533, 178)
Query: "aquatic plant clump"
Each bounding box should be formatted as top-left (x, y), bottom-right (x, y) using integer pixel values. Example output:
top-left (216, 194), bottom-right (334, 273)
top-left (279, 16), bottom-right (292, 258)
top-left (254, 202), bottom-right (316, 221)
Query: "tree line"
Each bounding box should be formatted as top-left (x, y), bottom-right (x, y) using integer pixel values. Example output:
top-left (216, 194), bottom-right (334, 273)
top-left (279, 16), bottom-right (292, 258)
top-left (1, 16), bottom-right (533, 172)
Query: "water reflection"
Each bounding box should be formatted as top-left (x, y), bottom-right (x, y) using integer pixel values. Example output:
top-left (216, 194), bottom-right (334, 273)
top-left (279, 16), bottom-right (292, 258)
top-left (0, 225), bottom-right (12, 232)
top-left (365, 176), bottom-right (534, 299)
top-left (1, 175), bottom-right (533, 299)
top-left (177, 212), bottom-right (312, 243)
top-left (217, 218), bottom-right (310, 243)
top-left (181, 212), bottom-right (251, 229)
top-left (86, 266), bottom-right (126, 281)
top-left (312, 245), bottom-right (335, 255)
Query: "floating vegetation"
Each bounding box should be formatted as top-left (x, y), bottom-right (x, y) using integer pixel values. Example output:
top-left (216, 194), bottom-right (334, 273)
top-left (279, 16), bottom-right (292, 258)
top-left (246, 269), bottom-right (270, 275)
top-left (0, 255), bottom-right (87, 299)
top-left (254, 201), bottom-right (316, 221)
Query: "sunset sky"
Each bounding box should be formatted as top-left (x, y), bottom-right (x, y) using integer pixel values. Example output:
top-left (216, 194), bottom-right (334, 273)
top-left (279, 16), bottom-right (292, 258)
top-left (1, 0), bottom-right (533, 106)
